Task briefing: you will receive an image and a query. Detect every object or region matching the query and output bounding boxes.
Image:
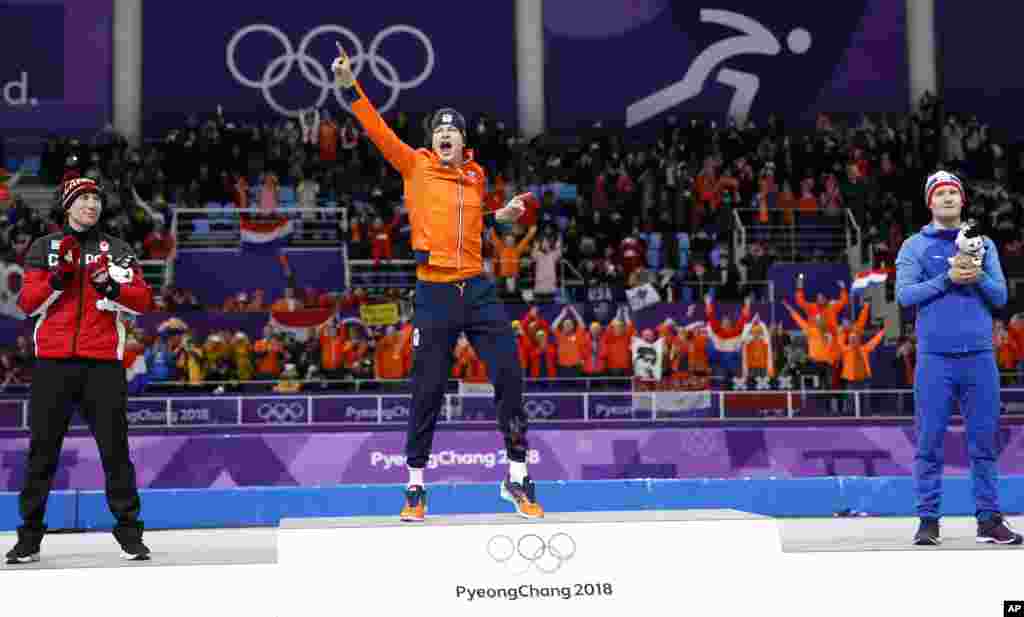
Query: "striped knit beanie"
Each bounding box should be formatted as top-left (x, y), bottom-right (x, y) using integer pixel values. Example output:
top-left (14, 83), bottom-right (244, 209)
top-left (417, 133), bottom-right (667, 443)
top-left (924, 171), bottom-right (964, 207)
top-left (60, 177), bottom-right (101, 211)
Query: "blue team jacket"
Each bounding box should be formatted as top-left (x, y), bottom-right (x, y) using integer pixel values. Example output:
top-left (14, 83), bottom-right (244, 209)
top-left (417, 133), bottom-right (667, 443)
top-left (895, 223), bottom-right (1007, 354)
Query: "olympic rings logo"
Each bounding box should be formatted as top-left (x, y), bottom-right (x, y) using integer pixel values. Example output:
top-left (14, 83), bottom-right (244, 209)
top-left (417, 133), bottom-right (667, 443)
top-left (486, 533), bottom-right (577, 575)
top-left (256, 401), bottom-right (307, 423)
top-left (226, 24), bottom-right (435, 118)
top-left (523, 399), bottom-right (556, 419)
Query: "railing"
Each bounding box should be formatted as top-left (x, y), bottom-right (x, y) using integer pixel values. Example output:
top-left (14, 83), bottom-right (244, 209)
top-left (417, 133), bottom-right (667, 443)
top-left (348, 259), bottom-right (417, 290)
top-left (171, 207), bottom-right (348, 249)
top-left (2, 388), bottom-right (1022, 430)
top-left (732, 207), bottom-right (848, 263)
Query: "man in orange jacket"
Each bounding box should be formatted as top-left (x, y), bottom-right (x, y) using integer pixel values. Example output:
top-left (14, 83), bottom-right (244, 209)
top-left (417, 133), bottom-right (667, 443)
top-left (333, 46), bottom-right (541, 521)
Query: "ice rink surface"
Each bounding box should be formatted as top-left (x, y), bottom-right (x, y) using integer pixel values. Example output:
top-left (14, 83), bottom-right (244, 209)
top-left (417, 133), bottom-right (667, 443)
top-left (1, 511), bottom-right (1020, 572)
top-left (780, 515), bottom-right (1024, 552)
top-left (0, 527), bottom-right (277, 570)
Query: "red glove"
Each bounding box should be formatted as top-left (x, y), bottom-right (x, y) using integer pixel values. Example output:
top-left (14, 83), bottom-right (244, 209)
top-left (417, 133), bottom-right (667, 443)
top-left (87, 254), bottom-right (120, 299)
top-left (50, 235), bottom-right (80, 290)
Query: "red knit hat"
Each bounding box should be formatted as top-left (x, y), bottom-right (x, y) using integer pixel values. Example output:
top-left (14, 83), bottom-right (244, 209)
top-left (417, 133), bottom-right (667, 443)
top-left (60, 177), bottom-right (100, 211)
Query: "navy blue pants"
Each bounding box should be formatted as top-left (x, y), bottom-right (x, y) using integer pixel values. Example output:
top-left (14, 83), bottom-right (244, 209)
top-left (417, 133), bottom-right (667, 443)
top-left (406, 276), bottom-right (527, 468)
top-left (914, 351), bottom-right (1001, 520)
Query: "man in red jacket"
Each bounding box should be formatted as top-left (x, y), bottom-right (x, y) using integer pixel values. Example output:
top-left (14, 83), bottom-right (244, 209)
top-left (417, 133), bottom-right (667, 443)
top-left (7, 178), bottom-right (154, 565)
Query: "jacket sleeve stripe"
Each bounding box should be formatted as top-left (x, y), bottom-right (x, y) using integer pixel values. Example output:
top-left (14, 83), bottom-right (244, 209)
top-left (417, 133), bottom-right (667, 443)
top-left (30, 289), bottom-right (62, 317)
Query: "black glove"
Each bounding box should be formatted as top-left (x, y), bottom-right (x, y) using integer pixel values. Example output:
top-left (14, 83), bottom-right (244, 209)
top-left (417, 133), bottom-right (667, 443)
top-left (87, 254), bottom-right (120, 299)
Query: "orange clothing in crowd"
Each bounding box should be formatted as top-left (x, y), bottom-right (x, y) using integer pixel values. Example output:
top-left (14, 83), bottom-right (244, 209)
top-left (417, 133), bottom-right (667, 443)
top-left (686, 331), bottom-right (710, 373)
top-left (319, 120), bottom-right (338, 162)
top-left (371, 212), bottom-right (402, 264)
top-left (705, 302), bottom-right (752, 340)
top-left (453, 343), bottom-right (489, 382)
top-left (375, 332), bottom-right (407, 379)
top-left (254, 338), bottom-right (284, 376)
top-left (342, 340), bottom-right (368, 370)
top-left (319, 332), bottom-right (346, 372)
top-left (578, 330), bottom-right (606, 375)
top-left (398, 322), bottom-right (415, 376)
top-left (522, 312), bottom-right (552, 340)
top-left (743, 330), bottom-right (772, 376)
top-left (837, 330), bottom-right (885, 382)
top-left (555, 328), bottom-right (583, 368)
top-left (1009, 320), bottom-right (1024, 357)
top-left (349, 80), bottom-right (489, 283)
top-left (995, 331), bottom-right (1019, 370)
top-left (786, 306), bottom-right (837, 365)
top-left (528, 340), bottom-right (557, 378)
top-left (837, 302), bottom-right (871, 345)
top-left (796, 287), bottom-right (849, 333)
top-left (601, 323), bottom-right (635, 371)
top-left (490, 226), bottom-right (537, 278)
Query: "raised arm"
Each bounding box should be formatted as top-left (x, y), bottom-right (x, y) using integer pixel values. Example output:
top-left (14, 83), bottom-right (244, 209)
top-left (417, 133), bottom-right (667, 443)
top-left (333, 46), bottom-right (416, 176)
top-left (895, 239), bottom-right (952, 308)
top-left (863, 328), bottom-right (886, 353)
top-left (516, 226), bottom-right (538, 253)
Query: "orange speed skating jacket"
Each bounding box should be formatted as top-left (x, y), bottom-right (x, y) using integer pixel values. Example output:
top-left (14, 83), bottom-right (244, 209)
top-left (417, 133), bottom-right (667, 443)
top-left (349, 81), bottom-right (489, 283)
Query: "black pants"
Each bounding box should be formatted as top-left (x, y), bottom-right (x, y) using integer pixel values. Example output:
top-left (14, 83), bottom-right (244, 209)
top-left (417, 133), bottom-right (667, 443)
top-left (19, 358), bottom-right (142, 541)
top-left (407, 276), bottom-right (527, 467)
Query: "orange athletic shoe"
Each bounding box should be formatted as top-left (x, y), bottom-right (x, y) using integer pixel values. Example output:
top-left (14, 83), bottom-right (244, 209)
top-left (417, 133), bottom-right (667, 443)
top-left (400, 485), bottom-right (427, 522)
top-left (500, 476), bottom-right (544, 519)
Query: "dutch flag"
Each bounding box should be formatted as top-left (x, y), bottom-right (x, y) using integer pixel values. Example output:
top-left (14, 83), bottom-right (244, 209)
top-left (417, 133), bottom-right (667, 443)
top-left (851, 268), bottom-right (889, 295)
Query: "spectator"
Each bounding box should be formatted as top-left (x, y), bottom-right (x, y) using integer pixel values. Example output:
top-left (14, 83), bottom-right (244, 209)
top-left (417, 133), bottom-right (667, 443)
top-left (452, 335), bottom-right (488, 383)
top-left (274, 364), bottom-right (302, 393)
top-left (783, 300), bottom-right (838, 390)
top-left (531, 236), bottom-right (563, 302)
top-left (375, 325), bottom-right (407, 380)
top-left (837, 327), bottom-right (887, 414)
top-left (527, 329), bottom-right (557, 379)
top-left (253, 326), bottom-right (285, 381)
top-left (600, 311), bottom-right (634, 379)
top-left (705, 294), bottom-right (752, 386)
top-left (231, 333), bottom-right (254, 383)
top-left (795, 277), bottom-right (848, 333)
top-left (491, 225), bottom-right (537, 298)
top-left (551, 305), bottom-right (585, 378)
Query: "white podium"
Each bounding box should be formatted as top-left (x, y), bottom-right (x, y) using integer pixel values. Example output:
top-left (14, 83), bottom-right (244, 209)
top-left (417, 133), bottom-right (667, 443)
top-left (276, 509), bottom-right (782, 616)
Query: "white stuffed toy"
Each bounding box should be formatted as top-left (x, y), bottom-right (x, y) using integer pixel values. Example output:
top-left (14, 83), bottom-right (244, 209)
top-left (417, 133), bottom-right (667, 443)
top-left (947, 222), bottom-right (985, 269)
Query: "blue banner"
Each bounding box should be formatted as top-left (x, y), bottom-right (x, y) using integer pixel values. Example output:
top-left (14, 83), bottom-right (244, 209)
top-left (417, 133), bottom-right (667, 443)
top-left (314, 396), bottom-right (378, 424)
top-left (173, 248), bottom-right (346, 307)
top-left (141, 1), bottom-right (517, 135)
top-left (0, 0), bottom-right (112, 135)
top-left (0, 400), bottom-right (23, 429)
top-left (170, 398), bottom-right (238, 426)
top-left (937, 2), bottom-right (1024, 141)
top-left (543, 0), bottom-right (908, 131)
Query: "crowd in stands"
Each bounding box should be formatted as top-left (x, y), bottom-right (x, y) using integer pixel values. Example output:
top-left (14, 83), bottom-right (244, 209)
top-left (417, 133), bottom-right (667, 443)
top-left (2, 90), bottom-right (1024, 394)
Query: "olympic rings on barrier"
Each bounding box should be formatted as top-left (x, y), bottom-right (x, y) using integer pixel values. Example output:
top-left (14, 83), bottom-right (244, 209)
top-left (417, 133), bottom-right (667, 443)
top-left (256, 401), bottom-right (307, 423)
top-left (226, 24), bottom-right (435, 117)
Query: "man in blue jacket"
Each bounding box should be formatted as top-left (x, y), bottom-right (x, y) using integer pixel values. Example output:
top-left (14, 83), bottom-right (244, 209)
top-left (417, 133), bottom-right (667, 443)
top-left (896, 170), bottom-right (1021, 546)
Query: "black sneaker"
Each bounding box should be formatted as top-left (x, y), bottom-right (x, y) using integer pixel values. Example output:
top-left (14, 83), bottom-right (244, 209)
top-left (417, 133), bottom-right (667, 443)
top-left (913, 517), bottom-right (941, 546)
top-left (118, 540), bottom-right (150, 561)
top-left (5, 527), bottom-right (44, 565)
top-left (977, 514), bottom-right (1023, 545)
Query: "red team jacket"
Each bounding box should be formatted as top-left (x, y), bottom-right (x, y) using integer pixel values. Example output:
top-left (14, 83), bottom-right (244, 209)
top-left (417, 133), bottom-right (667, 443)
top-left (18, 227), bottom-right (153, 360)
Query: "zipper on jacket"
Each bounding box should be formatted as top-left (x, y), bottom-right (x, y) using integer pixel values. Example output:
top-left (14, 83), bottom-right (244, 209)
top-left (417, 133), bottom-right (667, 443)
top-left (69, 246), bottom-right (86, 356)
top-left (456, 170), bottom-right (465, 271)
